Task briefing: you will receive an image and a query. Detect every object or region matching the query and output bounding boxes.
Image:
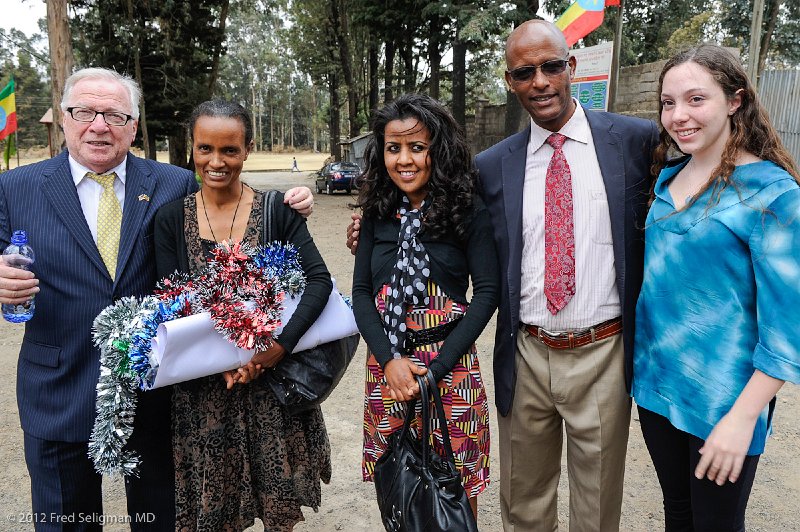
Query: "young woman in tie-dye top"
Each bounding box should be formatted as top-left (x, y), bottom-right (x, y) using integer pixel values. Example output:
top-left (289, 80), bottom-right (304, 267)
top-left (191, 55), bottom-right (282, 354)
top-left (633, 44), bottom-right (800, 531)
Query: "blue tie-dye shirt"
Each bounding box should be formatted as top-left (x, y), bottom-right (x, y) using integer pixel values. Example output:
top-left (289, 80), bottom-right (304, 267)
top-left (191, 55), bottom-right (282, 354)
top-left (633, 159), bottom-right (800, 455)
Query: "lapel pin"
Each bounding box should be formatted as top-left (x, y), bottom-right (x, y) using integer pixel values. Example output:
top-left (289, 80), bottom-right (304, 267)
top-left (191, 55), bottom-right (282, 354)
top-left (138, 194), bottom-right (150, 202)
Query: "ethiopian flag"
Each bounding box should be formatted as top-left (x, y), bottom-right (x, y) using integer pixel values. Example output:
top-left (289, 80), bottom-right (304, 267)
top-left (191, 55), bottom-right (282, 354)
top-left (0, 79), bottom-right (18, 142)
top-left (556, 0), bottom-right (619, 47)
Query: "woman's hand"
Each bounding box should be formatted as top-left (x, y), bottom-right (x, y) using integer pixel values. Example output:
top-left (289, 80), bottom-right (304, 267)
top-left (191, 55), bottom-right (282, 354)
top-left (695, 410), bottom-right (757, 485)
top-left (346, 212), bottom-right (361, 255)
top-left (250, 341), bottom-right (287, 369)
top-left (221, 363), bottom-right (263, 389)
top-left (384, 358), bottom-right (428, 402)
top-left (221, 341), bottom-right (287, 389)
top-left (284, 187), bottom-right (314, 218)
top-left (695, 370), bottom-right (784, 485)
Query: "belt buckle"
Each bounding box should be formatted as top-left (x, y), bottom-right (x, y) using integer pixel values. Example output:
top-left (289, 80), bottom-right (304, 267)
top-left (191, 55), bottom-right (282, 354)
top-left (537, 326), bottom-right (561, 342)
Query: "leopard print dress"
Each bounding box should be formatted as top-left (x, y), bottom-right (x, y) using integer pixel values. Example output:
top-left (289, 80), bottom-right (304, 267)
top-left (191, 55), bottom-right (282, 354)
top-left (173, 192), bottom-right (332, 532)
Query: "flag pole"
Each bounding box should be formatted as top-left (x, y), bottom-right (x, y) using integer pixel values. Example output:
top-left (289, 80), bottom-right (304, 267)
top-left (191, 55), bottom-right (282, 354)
top-left (14, 130), bottom-right (19, 167)
top-left (609, 0), bottom-right (624, 112)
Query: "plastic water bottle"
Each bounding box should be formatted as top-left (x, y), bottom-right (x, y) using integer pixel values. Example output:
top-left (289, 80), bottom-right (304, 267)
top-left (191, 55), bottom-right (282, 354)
top-left (2, 230), bottom-right (35, 323)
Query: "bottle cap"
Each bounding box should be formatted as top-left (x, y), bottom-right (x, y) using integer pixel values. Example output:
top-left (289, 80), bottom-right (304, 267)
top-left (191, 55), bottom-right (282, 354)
top-left (10, 230), bottom-right (28, 246)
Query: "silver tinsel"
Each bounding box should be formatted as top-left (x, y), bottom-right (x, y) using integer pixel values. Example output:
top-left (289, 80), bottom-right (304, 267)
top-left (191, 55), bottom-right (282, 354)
top-left (88, 296), bottom-right (159, 477)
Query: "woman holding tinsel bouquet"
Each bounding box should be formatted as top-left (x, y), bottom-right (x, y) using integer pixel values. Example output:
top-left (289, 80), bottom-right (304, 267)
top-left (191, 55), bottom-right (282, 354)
top-left (154, 100), bottom-right (332, 531)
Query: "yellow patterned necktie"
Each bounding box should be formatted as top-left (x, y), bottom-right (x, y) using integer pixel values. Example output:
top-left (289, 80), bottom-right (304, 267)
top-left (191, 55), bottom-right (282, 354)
top-left (86, 172), bottom-right (122, 279)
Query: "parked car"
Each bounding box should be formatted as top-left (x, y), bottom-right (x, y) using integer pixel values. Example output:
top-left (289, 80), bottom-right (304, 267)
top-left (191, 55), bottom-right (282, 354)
top-left (315, 161), bottom-right (360, 194)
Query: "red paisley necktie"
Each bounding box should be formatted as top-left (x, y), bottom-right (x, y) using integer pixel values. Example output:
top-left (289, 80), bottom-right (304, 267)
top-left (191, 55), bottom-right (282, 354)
top-left (544, 133), bottom-right (575, 314)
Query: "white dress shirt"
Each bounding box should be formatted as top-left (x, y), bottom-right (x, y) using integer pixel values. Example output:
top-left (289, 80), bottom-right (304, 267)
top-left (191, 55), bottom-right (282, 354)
top-left (519, 102), bottom-right (620, 330)
top-left (69, 156), bottom-right (127, 244)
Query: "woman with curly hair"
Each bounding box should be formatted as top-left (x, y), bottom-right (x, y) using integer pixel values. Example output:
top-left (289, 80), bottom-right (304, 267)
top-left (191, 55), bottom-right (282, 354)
top-left (633, 44), bottom-right (800, 530)
top-left (352, 93), bottom-right (499, 517)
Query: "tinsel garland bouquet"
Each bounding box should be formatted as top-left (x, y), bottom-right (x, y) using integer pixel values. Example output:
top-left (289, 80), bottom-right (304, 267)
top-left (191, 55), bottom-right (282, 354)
top-left (89, 240), bottom-right (310, 476)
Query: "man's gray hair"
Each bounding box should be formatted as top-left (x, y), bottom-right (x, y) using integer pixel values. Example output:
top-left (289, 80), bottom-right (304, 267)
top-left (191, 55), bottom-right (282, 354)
top-left (60, 67), bottom-right (141, 119)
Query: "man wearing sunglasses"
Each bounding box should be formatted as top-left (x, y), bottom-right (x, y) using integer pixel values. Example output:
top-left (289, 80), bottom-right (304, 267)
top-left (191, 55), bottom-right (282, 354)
top-left (475, 20), bottom-right (659, 531)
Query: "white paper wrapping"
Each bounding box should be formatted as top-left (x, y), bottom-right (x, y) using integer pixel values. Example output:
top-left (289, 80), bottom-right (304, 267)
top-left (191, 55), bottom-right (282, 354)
top-left (147, 280), bottom-right (359, 389)
top-left (275, 280), bottom-right (359, 352)
top-left (149, 312), bottom-right (254, 389)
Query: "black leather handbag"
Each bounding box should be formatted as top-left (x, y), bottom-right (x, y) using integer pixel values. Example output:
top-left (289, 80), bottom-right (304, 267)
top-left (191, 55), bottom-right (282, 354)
top-left (374, 373), bottom-right (478, 532)
top-left (264, 332), bottom-right (359, 414)
top-left (260, 190), bottom-right (360, 414)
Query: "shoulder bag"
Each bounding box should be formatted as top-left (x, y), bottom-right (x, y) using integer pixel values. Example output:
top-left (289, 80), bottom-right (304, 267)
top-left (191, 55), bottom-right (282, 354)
top-left (260, 189), bottom-right (360, 414)
top-left (374, 372), bottom-right (478, 532)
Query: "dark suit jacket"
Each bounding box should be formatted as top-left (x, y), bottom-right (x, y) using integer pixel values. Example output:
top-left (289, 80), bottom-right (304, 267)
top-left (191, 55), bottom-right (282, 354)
top-left (0, 151), bottom-right (197, 442)
top-left (475, 109), bottom-right (659, 417)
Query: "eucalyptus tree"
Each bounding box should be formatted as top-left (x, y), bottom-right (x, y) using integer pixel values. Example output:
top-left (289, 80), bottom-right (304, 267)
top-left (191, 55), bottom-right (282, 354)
top-left (71, 0), bottom-right (230, 166)
top-left (290, 0), bottom-right (343, 159)
top-left (719, 0), bottom-right (800, 72)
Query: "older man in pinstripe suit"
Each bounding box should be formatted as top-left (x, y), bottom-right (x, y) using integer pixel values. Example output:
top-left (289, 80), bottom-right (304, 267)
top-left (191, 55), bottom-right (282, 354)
top-left (0, 68), bottom-right (312, 531)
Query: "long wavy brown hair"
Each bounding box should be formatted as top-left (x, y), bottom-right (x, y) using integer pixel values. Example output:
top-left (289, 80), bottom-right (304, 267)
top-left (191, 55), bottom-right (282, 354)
top-left (651, 44), bottom-right (799, 208)
top-left (356, 93), bottom-right (476, 240)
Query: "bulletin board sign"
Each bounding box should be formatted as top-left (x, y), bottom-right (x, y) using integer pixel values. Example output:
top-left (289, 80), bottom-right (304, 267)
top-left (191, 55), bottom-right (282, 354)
top-left (571, 41), bottom-right (613, 111)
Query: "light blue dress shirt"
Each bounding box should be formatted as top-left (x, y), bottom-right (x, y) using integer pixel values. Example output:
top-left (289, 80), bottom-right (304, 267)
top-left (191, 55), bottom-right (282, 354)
top-left (633, 158), bottom-right (800, 455)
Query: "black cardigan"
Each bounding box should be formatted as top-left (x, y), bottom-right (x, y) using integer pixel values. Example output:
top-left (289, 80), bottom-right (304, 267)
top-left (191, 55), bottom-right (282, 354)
top-left (352, 196), bottom-right (499, 380)
top-left (153, 191), bottom-right (333, 353)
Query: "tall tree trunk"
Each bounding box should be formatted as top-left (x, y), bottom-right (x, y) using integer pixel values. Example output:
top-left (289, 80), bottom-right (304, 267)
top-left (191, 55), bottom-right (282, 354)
top-left (505, 1), bottom-right (539, 136)
top-left (368, 35), bottom-right (379, 113)
top-left (46, 0), bottom-right (74, 155)
top-left (168, 130), bottom-right (188, 168)
top-left (290, 95), bottom-right (295, 149)
top-left (126, 0), bottom-right (152, 159)
top-left (384, 39), bottom-right (396, 103)
top-left (401, 36), bottom-right (415, 93)
top-left (329, 71), bottom-right (341, 160)
top-left (251, 84), bottom-right (257, 149)
top-left (331, 0), bottom-right (359, 138)
top-left (504, 93), bottom-right (524, 136)
top-left (428, 15), bottom-right (442, 100)
top-left (452, 32), bottom-right (467, 128)
top-left (257, 85), bottom-right (263, 152)
top-left (270, 95), bottom-right (274, 151)
top-left (147, 135), bottom-right (157, 161)
top-left (312, 85), bottom-right (319, 152)
top-left (208, 0), bottom-right (230, 92)
top-left (757, 0), bottom-right (782, 75)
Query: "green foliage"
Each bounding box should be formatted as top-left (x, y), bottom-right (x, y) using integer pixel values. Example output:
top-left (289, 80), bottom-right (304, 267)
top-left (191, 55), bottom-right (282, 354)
top-left (63, 0), bottom-right (800, 158)
top-left (71, 0), bottom-right (230, 157)
top-left (719, 0), bottom-right (800, 69)
top-left (660, 11), bottom-right (716, 59)
top-left (0, 28), bottom-right (51, 149)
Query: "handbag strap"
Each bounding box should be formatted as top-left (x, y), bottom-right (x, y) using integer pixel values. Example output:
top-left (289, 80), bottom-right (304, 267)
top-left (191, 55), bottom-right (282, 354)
top-left (395, 396), bottom-right (417, 446)
top-left (416, 373), bottom-right (457, 467)
top-left (261, 189), bottom-right (278, 244)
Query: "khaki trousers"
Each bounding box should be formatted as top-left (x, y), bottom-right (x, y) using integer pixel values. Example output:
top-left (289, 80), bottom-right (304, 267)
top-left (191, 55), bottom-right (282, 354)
top-left (498, 328), bottom-right (631, 532)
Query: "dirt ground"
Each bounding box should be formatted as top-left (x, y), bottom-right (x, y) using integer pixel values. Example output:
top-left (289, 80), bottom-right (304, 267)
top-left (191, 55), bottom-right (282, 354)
top-left (0, 168), bottom-right (798, 531)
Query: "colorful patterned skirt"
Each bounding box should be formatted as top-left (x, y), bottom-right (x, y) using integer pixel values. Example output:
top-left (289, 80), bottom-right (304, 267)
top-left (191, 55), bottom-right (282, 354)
top-left (362, 281), bottom-right (490, 497)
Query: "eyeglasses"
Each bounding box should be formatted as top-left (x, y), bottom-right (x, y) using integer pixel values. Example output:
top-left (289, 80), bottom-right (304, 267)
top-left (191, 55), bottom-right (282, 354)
top-left (506, 58), bottom-right (570, 83)
top-left (66, 107), bottom-right (134, 126)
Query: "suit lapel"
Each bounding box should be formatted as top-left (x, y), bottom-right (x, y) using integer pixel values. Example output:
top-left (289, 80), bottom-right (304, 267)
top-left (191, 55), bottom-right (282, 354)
top-left (501, 127), bottom-right (530, 265)
top-left (116, 155), bottom-right (156, 284)
top-left (40, 153), bottom-right (109, 277)
top-left (586, 110), bottom-right (626, 293)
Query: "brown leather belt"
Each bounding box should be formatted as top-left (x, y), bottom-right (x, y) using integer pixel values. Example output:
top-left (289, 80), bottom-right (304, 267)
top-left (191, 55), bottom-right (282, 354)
top-left (522, 317), bottom-right (622, 350)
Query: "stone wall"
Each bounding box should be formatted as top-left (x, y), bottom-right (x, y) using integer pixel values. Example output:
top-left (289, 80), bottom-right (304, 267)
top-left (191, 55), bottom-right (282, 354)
top-left (613, 60), bottom-right (667, 122)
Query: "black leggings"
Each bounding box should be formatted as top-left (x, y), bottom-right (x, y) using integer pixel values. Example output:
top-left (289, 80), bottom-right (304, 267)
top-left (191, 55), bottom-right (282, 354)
top-left (638, 406), bottom-right (760, 532)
